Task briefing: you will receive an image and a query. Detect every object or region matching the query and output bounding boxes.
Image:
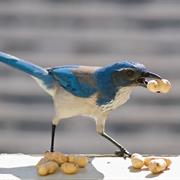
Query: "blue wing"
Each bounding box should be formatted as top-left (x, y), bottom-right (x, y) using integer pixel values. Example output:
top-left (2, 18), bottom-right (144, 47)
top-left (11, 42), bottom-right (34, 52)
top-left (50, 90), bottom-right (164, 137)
top-left (48, 65), bottom-right (97, 97)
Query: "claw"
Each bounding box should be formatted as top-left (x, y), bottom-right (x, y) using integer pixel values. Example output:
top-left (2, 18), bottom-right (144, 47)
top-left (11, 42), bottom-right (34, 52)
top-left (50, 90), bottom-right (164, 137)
top-left (115, 149), bottom-right (132, 159)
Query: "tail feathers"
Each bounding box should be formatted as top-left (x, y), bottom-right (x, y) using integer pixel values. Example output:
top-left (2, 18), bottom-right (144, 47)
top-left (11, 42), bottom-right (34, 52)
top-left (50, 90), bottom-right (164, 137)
top-left (0, 51), bottom-right (53, 88)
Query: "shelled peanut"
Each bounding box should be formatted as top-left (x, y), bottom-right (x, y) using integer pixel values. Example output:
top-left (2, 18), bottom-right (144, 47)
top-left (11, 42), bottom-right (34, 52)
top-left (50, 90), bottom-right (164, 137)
top-left (37, 161), bottom-right (59, 176)
top-left (144, 156), bottom-right (172, 168)
top-left (148, 159), bottom-right (167, 174)
top-left (68, 155), bottom-right (88, 168)
top-left (147, 79), bottom-right (171, 93)
top-left (130, 153), bottom-right (172, 174)
top-left (131, 153), bottom-right (144, 169)
top-left (44, 151), bottom-right (67, 165)
top-left (60, 162), bottom-right (79, 174)
top-left (36, 152), bottom-right (89, 176)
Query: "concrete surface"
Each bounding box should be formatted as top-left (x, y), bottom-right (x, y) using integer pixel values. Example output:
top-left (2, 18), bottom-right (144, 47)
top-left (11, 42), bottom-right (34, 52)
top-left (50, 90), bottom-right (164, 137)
top-left (0, 154), bottom-right (179, 180)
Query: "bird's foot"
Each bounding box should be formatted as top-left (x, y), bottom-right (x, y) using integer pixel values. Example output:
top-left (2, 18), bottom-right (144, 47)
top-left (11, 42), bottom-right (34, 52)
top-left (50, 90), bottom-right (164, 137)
top-left (115, 148), bottom-right (132, 159)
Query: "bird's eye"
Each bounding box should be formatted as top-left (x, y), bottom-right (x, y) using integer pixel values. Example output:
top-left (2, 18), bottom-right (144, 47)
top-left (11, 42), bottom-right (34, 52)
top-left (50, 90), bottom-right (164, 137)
top-left (126, 69), bottom-right (135, 78)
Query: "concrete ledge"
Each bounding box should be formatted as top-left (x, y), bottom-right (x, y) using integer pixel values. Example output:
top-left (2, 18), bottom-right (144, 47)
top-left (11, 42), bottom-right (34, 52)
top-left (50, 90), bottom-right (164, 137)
top-left (0, 154), bottom-right (179, 180)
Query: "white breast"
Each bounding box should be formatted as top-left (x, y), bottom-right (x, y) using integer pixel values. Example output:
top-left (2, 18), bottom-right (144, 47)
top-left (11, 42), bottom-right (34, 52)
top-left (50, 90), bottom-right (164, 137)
top-left (101, 86), bottom-right (135, 112)
top-left (34, 77), bottom-right (134, 125)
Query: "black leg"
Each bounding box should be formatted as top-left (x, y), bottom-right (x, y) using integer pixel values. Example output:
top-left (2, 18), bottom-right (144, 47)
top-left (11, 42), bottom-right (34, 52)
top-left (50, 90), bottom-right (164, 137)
top-left (101, 132), bottom-right (131, 158)
top-left (50, 124), bottom-right (56, 152)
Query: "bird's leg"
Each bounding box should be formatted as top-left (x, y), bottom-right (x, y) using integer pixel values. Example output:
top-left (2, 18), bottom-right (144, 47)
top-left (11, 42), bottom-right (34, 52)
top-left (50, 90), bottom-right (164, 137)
top-left (96, 115), bottom-right (131, 158)
top-left (50, 124), bottom-right (56, 152)
top-left (101, 132), bottom-right (131, 158)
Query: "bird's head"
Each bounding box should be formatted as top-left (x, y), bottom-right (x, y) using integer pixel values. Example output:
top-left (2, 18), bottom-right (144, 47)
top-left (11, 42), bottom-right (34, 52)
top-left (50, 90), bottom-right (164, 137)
top-left (109, 61), bottom-right (161, 88)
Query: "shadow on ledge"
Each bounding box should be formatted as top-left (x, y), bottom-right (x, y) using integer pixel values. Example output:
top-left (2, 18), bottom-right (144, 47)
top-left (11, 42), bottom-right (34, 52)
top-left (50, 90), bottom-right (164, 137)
top-left (0, 161), bottom-right (104, 180)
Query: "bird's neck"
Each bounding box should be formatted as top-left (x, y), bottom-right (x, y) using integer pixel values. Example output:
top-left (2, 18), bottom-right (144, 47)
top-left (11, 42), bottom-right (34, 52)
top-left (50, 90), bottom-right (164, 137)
top-left (100, 86), bottom-right (135, 112)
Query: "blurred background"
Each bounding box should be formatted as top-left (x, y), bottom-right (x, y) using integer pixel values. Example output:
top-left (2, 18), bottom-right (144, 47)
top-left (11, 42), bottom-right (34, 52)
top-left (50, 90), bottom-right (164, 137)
top-left (0, 0), bottom-right (179, 155)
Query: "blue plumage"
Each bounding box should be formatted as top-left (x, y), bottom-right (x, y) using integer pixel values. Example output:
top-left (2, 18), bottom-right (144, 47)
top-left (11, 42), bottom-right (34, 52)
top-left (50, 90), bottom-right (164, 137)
top-left (0, 52), bottom-right (53, 88)
top-left (0, 51), bottom-right (146, 103)
top-left (94, 61), bottom-right (146, 105)
top-left (0, 51), bottom-right (162, 157)
top-left (48, 66), bottom-right (97, 97)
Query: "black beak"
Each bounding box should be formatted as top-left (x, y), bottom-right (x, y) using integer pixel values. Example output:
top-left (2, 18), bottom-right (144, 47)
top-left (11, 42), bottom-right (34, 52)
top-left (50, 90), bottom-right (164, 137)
top-left (137, 71), bottom-right (162, 87)
top-left (143, 71), bottom-right (162, 79)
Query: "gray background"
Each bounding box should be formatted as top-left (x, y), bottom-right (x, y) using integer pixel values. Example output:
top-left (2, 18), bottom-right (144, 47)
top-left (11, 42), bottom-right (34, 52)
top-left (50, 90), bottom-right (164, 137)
top-left (0, 0), bottom-right (179, 155)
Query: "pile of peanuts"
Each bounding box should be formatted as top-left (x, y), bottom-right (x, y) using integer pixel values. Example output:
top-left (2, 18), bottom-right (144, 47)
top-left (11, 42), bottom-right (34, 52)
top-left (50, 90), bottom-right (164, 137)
top-left (147, 79), bottom-right (171, 93)
top-left (131, 153), bottom-right (172, 174)
top-left (36, 152), bottom-right (88, 176)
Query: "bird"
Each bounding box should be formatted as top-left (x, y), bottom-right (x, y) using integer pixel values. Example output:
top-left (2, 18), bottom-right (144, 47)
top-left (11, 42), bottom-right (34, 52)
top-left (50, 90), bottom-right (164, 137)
top-left (0, 51), bottom-right (162, 158)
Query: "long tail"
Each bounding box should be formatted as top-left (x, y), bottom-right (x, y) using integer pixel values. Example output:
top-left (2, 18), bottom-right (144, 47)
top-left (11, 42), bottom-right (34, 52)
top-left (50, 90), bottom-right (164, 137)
top-left (0, 51), bottom-right (53, 88)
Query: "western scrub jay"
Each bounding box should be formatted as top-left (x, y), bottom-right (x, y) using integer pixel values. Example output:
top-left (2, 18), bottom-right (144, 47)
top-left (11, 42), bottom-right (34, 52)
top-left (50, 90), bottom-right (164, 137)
top-left (0, 52), bottom-right (161, 158)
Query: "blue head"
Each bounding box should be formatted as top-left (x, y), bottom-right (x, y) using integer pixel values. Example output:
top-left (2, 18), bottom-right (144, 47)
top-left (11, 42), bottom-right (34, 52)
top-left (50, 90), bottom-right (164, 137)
top-left (100, 61), bottom-right (161, 88)
top-left (94, 61), bottom-right (161, 105)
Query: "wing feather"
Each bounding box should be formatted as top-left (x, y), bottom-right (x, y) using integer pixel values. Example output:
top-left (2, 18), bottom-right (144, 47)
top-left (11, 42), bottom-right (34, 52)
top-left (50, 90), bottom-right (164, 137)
top-left (48, 66), bottom-right (97, 97)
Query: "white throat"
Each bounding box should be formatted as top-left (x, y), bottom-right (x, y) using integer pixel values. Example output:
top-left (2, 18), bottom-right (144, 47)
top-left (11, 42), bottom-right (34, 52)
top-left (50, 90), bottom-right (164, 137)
top-left (101, 86), bottom-right (135, 112)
